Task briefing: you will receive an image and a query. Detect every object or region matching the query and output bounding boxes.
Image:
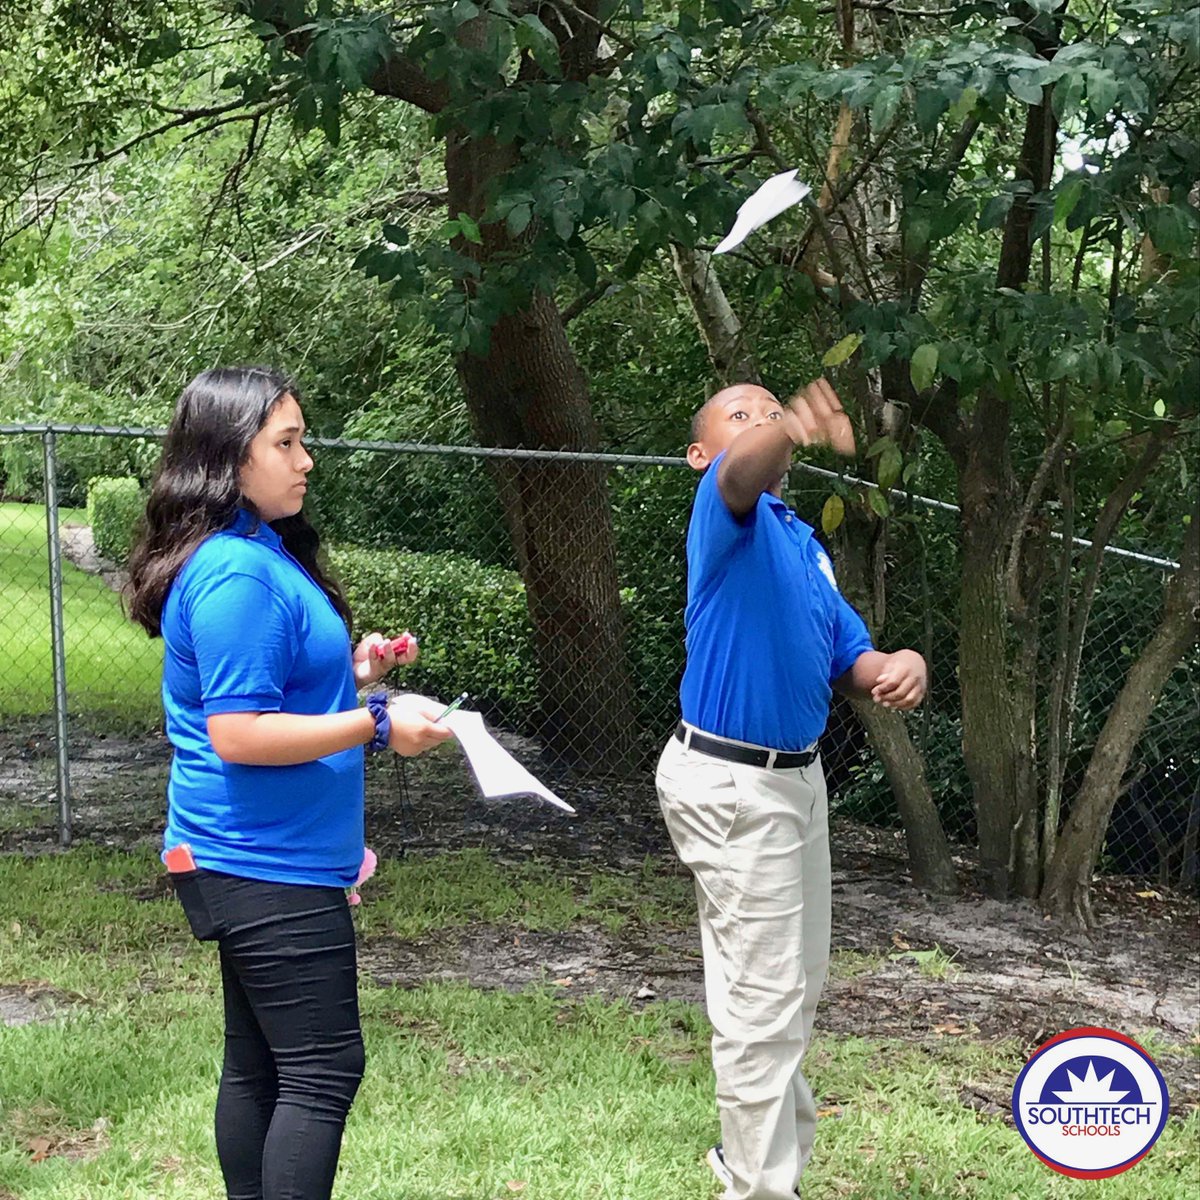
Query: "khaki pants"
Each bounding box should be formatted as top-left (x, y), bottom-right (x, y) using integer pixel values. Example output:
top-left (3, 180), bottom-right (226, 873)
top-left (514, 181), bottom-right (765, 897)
top-left (656, 731), bottom-right (832, 1200)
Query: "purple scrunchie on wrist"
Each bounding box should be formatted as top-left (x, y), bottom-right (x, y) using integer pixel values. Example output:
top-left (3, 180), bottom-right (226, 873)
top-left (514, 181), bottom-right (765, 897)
top-left (365, 691), bottom-right (390, 752)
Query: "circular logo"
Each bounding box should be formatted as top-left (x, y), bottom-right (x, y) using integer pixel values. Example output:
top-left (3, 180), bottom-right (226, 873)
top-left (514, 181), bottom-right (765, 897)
top-left (1012, 1026), bottom-right (1169, 1179)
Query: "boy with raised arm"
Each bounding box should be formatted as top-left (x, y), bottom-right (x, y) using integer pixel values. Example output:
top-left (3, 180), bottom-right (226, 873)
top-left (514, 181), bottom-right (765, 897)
top-left (657, 378), bottom-right (927, 1199)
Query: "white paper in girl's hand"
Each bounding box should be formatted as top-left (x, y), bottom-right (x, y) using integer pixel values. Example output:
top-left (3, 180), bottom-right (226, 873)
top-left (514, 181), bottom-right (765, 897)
top-left (713, 169), bottom-right (812, 255)
top-left (443, 710), bottom-right (576, 814)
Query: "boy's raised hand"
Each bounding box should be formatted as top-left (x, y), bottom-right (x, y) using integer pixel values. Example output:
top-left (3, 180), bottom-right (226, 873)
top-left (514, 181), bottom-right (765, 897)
top-left (783, 377), bottom-right (856, 457)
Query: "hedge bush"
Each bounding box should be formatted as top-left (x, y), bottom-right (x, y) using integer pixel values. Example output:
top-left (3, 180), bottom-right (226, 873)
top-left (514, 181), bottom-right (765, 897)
top-left (331, 545), bottom-right (538, 720)
top-left (86, 476), bottom-right (143, 564)
top-left (331, 544), bottom-right (685, 736)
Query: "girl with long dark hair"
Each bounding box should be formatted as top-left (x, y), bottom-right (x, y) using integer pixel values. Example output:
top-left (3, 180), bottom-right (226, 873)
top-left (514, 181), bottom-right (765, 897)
top-left (126, 366), bottom-right (451, 1200)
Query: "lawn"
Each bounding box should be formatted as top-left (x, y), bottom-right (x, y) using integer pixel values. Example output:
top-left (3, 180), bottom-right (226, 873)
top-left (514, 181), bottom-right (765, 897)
top-left (0, 502), bottom-right (162, 725)
top-left (0, 849), bottom-right (1195, 1200)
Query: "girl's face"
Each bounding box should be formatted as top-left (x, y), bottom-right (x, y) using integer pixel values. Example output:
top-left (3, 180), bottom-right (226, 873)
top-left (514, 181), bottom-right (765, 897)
top-left (238, 394), bottom-right (314, 521)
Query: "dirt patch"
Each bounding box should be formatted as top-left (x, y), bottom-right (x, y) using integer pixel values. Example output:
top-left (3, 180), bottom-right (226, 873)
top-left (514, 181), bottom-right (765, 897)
top-left (3, 712), bottom-right (1198, 1117)
top-left (354, 873), bottom-right (1199, 1044)
top-left (5, 1105), bottom-right (110, 1165)
top-left (0, 982), bottom-right (75, 1027)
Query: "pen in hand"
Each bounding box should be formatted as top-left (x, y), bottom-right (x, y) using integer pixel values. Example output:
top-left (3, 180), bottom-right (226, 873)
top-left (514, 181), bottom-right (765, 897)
top-left (434, 692), bottom-right (469, 723)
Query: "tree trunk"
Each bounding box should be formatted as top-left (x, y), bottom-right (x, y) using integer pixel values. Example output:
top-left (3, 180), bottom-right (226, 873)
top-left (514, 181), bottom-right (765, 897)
top-left (1041, 502), bottom-right (1200, 926)
top-left (950, 71), bottom-right (1058, 899)
top-left (852, 697), bottom-right (960, 893)
top-left (957, 434), bottom-right (1025, 899)
top-left (837, 503), bottom-right (959, 894)
top-left (1010, 526), bottom-right (1047, 898)
top-left (669, 245), bottom-right (759, 385)
top-left (447, 127), bottom-right (636, 770)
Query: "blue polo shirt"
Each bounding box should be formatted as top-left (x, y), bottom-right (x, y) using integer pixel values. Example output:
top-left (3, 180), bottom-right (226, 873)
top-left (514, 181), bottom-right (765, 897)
top-left (680, 454), bottom-right (874, 750)
top-left (160, 509), bottom-right (363, 887)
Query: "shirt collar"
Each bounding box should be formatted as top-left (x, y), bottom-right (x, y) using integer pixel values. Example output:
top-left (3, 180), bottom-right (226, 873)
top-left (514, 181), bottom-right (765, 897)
top-left (230, 507), bottom-right (282, 547)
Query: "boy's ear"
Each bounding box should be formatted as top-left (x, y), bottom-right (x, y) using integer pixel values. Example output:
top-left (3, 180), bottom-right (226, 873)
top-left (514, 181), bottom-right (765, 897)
top-left (686, 441), bottom-right (710, 471)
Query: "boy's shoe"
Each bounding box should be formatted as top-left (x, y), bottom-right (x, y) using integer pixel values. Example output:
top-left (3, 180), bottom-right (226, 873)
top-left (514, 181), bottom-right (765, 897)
top-left (706, 1145), bottom-right (734, 1190)
top-left (705, 1144), bottom-right (802, 1197)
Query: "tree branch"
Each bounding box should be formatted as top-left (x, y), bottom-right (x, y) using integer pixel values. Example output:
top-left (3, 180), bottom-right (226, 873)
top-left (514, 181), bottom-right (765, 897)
top-left (367, 51), bottom-right (449, 112)
top-left (69, 94), bottom-right (286, 170)
top-left (560, 276), bottom-right (620, 324)
top-left (1005, 410), bottom-right (1072, 613)
top-left (818, 1), bottom-right (959, 13)
top-left (793, 110), bottom-right (904, 258)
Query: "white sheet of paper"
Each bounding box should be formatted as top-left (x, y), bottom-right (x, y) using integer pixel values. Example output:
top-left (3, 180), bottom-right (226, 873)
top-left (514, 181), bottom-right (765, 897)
top-left (443, 710), bottom-right (576, 815)
top-left (713, 168), bottom-right (812, 255)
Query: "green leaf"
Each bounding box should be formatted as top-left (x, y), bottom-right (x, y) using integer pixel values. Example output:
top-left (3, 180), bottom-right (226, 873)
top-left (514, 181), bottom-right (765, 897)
top-left (865, 436), bottom-right (892, 459)
top-left (1044, 349), bottom-right (1078, 382)
top-left (948, 86), bottom-right (978, 125)
top-left (978, 193), bottom-right (1015, 232)
top-left (822, 333), bottom-right (863, 367)
top-left (610, 187), bottom-right (636, 232)
top-left (1086, 68), bottom-right (1118, 120)
top-left (867, 489), bottom-right (890, 519)
top-left (320, 97), bottom-right (341, 147)
top-left (915, 87), bottom-right (948, 133)
top-left (456, 212), bottom-right (483, 245)
top-left (1007, 72), bottom-right (1044, 106)
top-left (1053, 178), bottom-right (1084, 227)
top-left (872, 85), bottom-right (901, 129)
top-left (821, 494), bottom-right (845, 536)
top-left (878, 443), bottom-right (903, 490)
top-left (930, 196), bottom-right (975, 242)
top-left (516, 13), bottom-right (560, 73)
top-left (294, 88), bottom-right (317, 134)
top-left (571, 244), bottom-right (598, 289)
top-left (1052, 72), bottom-right (1085, 123)
top-left (506, 204), bottom-right (533, 237)
top-left (1153, 397), bottom-right (1167, 418)
top-left (552, 206), bottom-right (574, 242)
top-left (910, 343), bottom-right (938, 392)
top-left (1145, 206), bottom-right (1195, 258)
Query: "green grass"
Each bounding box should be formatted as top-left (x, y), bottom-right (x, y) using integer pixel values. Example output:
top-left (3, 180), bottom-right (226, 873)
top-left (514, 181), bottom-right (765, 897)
top-left (0, 502), bottom-right (162, 725)
top-left (0, 848), bottom-right (1196, 1199)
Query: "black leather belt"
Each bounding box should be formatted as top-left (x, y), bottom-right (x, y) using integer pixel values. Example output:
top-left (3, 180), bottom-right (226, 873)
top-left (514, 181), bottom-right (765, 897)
top-left (675, 722), bottom-right (818, 769)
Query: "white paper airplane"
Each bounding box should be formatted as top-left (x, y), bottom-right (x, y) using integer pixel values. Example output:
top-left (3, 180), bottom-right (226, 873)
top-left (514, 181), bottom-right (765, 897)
top-left (713, 169), bottom-right (812, 255)
top-left (443, 710), bottom-right (576, 815)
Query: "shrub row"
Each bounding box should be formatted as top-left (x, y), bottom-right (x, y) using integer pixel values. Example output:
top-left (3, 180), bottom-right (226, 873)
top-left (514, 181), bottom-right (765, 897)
top-left (86, 476), bottom-right (143, 564)
top-left (330, 544), bottom-right (684, 730)
top-left (330, 545), bottom-right (539, 719)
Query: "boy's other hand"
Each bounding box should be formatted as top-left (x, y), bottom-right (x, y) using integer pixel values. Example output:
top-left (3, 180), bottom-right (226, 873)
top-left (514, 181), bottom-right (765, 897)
top-left (783, 378), bottom-right (856, 457)
top-left (871, 649), bottom-right (927, 710)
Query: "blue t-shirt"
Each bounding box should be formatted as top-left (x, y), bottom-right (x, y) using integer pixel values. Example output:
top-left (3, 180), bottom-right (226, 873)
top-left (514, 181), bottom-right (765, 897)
top-left (160, 509), bottom-right (363, 887)
top-left (679, 454), bottom-right (874, 750)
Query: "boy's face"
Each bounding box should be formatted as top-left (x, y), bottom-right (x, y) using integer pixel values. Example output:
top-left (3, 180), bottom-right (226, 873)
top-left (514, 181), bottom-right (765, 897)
top-left (687, 384), bottom-right (786, 471)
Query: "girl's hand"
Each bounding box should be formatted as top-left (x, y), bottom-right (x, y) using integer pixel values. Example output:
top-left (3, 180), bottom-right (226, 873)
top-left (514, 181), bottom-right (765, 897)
top-left (386, 694), bottom-right (455, 756)
top-left (871, 649), bottom-right (927, 710)
top-left (353, 631), bottom-right (418, 686)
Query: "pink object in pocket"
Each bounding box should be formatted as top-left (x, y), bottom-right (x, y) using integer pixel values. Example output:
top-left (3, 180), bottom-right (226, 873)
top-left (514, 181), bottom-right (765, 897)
top-left (348, 847), bottom-right (378, 907)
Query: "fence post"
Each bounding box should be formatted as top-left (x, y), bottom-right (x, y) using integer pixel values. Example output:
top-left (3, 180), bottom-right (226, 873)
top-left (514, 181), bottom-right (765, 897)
top-left (41, 429), bottom-right (72, 847)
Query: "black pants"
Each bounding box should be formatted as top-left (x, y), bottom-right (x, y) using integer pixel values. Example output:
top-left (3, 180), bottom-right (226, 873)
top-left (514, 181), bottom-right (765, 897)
top-left (173, 869), bottom-right (365, 1200)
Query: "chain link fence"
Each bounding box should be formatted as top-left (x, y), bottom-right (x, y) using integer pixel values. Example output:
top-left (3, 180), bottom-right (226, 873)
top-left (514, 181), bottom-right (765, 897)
top-left (1, 423), bottom-right (1196, 888)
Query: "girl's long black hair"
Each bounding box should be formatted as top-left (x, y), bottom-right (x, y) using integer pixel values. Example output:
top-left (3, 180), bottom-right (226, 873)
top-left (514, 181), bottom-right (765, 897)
top-left (125, 366), bottom-right (351, 636)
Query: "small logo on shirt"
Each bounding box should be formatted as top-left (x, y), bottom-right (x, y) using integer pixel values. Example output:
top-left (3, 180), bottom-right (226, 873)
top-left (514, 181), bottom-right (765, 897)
top-left (814, 549), bottom-right (840, 593)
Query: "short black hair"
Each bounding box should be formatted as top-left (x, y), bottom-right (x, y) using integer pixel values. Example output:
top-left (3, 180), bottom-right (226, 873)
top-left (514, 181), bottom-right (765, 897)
top-left (690, 400), bottom-right (715, 444)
